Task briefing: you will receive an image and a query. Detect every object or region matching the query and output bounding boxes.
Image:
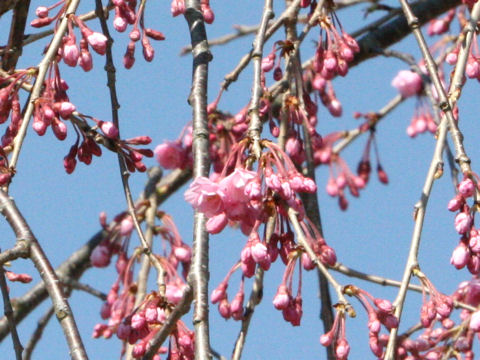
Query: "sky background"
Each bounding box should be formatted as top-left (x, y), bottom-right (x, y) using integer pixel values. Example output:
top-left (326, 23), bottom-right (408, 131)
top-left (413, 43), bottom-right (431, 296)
top-left (0, 0), bottom-right (478, 359)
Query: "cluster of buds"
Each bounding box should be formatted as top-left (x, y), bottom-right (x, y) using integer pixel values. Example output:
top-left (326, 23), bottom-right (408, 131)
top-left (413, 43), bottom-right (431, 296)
top-left (32, 3), bottom-right (108, 71)
top-left (112, 0), bottom-right (166, 68)
top-left (32, 63), bottom-right (152, 173)
top-left (0, 70), bottom-right (38, 184)
top-left (171, 0), bottom-right (214, 24)
top-left (415, 271), bottom-right (454, 329)
top-left (394, 275), bottom-right (471, 359)
top-left (312, 14), bottom-right (360, 80)
top-left (320, 304), bottom-right (352, 360)
top-left (406, 101), bottom-right (437, 137)
top-left (33, 64), bottom-right (75, 140)
top-left (342, 285), bottom-right (398, 357)
top-left (91, 210), bottom-right (193, 358)
top-left (448, 176), bottom-right (480, 274)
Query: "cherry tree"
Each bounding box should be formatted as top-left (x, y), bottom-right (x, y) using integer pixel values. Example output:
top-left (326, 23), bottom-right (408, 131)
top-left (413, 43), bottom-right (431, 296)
top-left (0, 0), bottom-right (478, 359)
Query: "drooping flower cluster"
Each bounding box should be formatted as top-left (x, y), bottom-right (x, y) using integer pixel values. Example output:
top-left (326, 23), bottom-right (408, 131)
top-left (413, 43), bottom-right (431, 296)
top-left (447, 176), bottom-right (480, 274)
top-left (91, 210), bottom-right (193, 359)
top-left (393, 276), bottom-right (476, 359)
top-left (185, 139), bottom-right (337, 327)
top-left (32, 62), bottom-right (152, 173)
top-left (32, 0), bottom-right (165, 70)
top-left (321, 286), bottom-right (398, 359)
top-left (112, 0), bottom-right (166, 68)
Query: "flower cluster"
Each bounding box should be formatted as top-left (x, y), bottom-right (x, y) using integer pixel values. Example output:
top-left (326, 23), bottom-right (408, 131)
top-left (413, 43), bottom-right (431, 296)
top-left (447, 176), bottom-right (480, 274)
top-left (185, 139), bottom-right (337, 327)
top-left (111, 0), bottom-right (166, 68)
top-left (91, 210), bottom-right (193, 359)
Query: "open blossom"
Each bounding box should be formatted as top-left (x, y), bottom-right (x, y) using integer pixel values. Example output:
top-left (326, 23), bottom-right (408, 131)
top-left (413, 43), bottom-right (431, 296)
top-left (391, 70), bottom-right (423, 97)
top-left (184, 177), bottom-right (224, 217)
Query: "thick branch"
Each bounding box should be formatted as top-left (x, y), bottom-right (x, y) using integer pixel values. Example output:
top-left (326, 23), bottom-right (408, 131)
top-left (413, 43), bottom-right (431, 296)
top-left (184, 1), bottom-right (212, 358)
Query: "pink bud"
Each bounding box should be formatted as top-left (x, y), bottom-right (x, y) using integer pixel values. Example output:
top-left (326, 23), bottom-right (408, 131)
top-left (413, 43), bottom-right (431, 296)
top-left (55, 101), bottom-right (76, 119)
top-left (145, 307), bottom-right (158, 323)
top-left (52, 119), bottom-right (67, 140)
top-left (218, 298), bottom-right (231, 319)
top-left (114, 15), bottom-right (127, 32)
top-left (116, 323), bottom-right (132, 341)
top-left (63, 42), bottom-right (80, 67)
top-left (336, 339), bottom-right (350, 360)
top-left (211, 282), bottom-right (227, 304)
top-left (458, 177), bottom-right (475, 198)
top-left (206, 212), bottom-right (228, 234)
top-left (120, 217), bottom-right (133, 236)
top-left (320, 332), bottom-right (333, 346)
top-left (391, 70), bottom-right (423, 97)
top-left (98, 121), bottom-right (119, 139)
top-left (87, 32), bottom-right (108, 55)
top-left (374, 298), bottom-right (393, 313)
top-left (79, 49), bottom-right (93, 71)
top-left (448, 195), bottom-right (464, 212)
top-left (455, 212), bottom-right (472, 234)
top-left (451, 242), bottom-right (470, 269)
top-left (36, 6), bottom-right (49, 18)
top-left (132, 342), bottom-right (146, 357)
top-left (174, 246), bottom-right (192, 262)
top-left (273, 285), bottom-right (290, 310)
top-left (90, 245), bottom-right (111, 267)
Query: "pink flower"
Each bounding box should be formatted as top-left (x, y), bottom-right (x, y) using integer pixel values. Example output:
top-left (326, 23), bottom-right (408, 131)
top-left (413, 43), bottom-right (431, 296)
top-left (154, 141), bottom-right (185, 169)
top-left (391, 70), bottom-right (423, 97)
top-left (219, 168), bottom-right (257, 204)
top-left (184, 177), bottom-right (224, 217)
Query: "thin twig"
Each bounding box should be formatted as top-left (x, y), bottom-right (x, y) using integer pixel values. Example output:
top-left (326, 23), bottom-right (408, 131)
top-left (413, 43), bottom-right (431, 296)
top-left (0, 190), bottom-right (88, 359)
top-left (0, 265), bottom-right (22, 360)
top-left (22, 306), bottom-right (55, 360)
top-left (287, 208), bottom-right (349, 306)
top-left (60, 278), bottom-right (107, 301)
top-left (247, 0), bottom-right (274, 159)
top-left (94, 0), bottom-right (167, 292)
top-left (221, 0), bottom-right (301, 91)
